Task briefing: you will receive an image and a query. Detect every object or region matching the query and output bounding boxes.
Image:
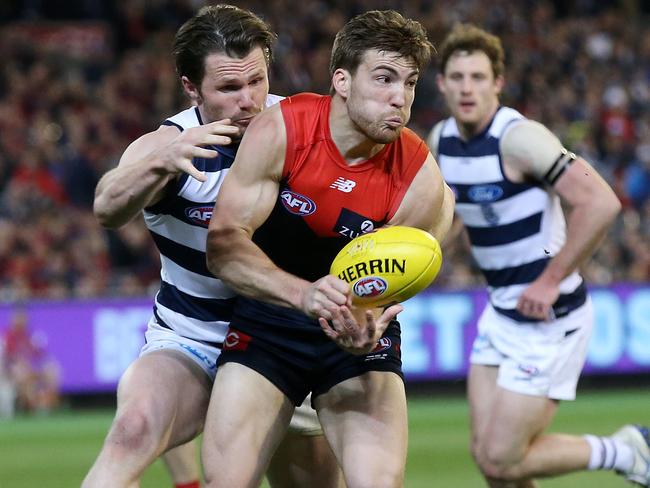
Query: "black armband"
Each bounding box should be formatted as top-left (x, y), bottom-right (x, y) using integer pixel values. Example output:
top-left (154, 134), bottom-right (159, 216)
top-left (543, 148), bottom-right (577, 185)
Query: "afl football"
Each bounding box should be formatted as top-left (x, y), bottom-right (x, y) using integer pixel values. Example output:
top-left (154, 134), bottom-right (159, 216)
top-left (330, 226), bottom-right (442, 308)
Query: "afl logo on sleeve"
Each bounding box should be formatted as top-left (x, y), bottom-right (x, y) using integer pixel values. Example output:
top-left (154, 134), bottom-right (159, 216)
top-left (280, 190), bottom-right (316, 216)
top-left (185, 206), bottom-right (213, 227)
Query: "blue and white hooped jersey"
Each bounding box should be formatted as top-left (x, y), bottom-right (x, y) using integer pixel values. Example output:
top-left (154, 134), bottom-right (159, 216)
top-left (437, 107), bottom-right (585, 322)
top-left (143, 95), bottom-right (283, 345)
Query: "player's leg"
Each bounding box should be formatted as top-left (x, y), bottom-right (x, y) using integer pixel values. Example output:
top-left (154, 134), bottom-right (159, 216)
top-left (266, 395), bottom-right (344, 488)
top-left (162, 440), bottom-right (201, 488)
top-left (315, 371), bottom-right (407, 488)
top-left (202, 362), bottom-right (295, 488)
top-left (470, 370), bottom-right (581, 486)
top-left (82, 350), bottom-right (210, 488)
top-left (470, 301), bottom-right (645, 486)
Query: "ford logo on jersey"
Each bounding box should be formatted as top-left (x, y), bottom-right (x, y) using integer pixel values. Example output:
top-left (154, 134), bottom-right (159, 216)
top-left (468, 184), bottom-right (504, 203)
top-left (280, 190), bottom-right (316, 216)
top-left (185, 206), bottom-right (213, 227)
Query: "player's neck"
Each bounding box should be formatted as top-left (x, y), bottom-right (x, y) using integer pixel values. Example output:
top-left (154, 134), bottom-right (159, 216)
top-left (329, 96), bottom-right (384, 165)
top-left (457, 104), bottom-right (499, 141)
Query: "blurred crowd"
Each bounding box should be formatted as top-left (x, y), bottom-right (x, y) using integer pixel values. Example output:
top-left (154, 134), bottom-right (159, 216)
top-left (0, 0), bottom-right (648, 300)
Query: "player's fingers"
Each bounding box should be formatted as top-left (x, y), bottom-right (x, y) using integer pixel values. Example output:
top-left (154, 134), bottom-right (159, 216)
top-left (314, 276), bottom-right (349, 307)
top-left (383, 304), bottom-right (404, 320)
top-left (193, 147), bottom-right (219, 159)
top-left (364, 310), bottom-right (377, 340)
top-left (205, 118), bottom-right (233, 128)
top-left (318, 317), bottom-right (338, 339)
top-left (326, 275), bottom-right (352, 294)
top-left (179, 162), bottom-right (207, 182)
top-left (326, 308), bottom-right (347, 334)
top-left (517, 298), bottom-right (543, 320)
top-left (201, 134), bottom-right (234, 146)
top-left (316, 307), bottom-right (333, 321)
top-left (338, 306), bottom-right (359, 334)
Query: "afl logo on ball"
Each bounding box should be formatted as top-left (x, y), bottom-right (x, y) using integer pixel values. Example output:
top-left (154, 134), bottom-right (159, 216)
top-left (280, 190), bottom-right (316, 216)
top-left (185, 206), bottom-right (213, 227)
top-left (353, 277), bottom-right (387, 298)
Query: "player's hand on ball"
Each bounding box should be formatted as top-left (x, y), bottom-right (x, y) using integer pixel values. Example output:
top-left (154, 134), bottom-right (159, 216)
top-left (318, 304), bottom-right (403, 355)
top-left (153, 119), bottom-right (240, 182)
top-left (301, 275), bottom-right (351, 320)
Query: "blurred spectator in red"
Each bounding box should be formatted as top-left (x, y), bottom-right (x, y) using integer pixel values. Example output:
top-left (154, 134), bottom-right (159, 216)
top-left (3, 309), bottom-right (60, 414)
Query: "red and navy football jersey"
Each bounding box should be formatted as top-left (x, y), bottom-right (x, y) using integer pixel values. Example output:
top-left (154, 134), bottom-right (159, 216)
top-left (252, 93), bottom-right (428, 282)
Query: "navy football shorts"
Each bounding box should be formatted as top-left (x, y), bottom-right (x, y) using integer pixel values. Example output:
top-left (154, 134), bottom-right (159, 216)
top-left (217, 319), bottom-right (403, 406)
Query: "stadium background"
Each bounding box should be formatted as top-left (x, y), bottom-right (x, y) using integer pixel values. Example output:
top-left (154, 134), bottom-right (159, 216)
top-left (0, 0), bottom-right (648, 486)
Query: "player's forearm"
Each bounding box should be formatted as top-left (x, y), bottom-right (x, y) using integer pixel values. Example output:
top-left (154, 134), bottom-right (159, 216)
top-left (94, 159), bottom-right (171, 228)
top-left (206, 227), bottom-right (309, 310)
top-left (540, 196), bottom-right (620, 284)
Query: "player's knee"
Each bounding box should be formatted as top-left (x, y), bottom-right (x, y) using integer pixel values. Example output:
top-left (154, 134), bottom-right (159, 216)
top-left (474, 442), bottom-right (524, 481)
top-left (107, 409), bottom-right (157, 451)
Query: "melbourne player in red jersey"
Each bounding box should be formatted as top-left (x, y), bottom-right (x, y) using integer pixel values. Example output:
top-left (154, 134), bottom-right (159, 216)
top-left (204, 10), bottom-right (454, 488)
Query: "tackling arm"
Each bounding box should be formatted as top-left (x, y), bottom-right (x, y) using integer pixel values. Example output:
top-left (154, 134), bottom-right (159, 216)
top-left (94, 121), bottom-right (238, 228)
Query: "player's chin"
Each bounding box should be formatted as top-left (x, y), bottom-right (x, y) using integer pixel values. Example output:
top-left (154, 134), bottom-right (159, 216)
top-left (374, 126), bottom-right (402, 144)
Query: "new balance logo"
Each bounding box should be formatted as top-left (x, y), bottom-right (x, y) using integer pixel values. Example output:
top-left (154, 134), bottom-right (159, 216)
top-left (330, 177), bottom-right (356, 193)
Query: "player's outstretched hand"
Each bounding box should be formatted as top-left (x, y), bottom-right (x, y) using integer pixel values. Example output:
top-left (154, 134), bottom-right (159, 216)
top-left (302, 275), bottom-right (351, 320)
top-left (154, 119), bottom-right (240, 182)
top-left (318, 304), bottom-right (403, 355)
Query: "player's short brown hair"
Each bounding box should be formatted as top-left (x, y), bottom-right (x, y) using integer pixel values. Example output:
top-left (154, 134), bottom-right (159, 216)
top-left (173, 4), bottom-right (277, 86)
top-left (438, 23), bottom-right (504, 78)
top-left (329, 10), bottom-right (434, 76)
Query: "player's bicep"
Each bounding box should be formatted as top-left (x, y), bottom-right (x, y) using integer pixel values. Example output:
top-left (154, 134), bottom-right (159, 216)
top-left (553, 157), bottom-right (613, 208)
top-left (388, 154), bottom-right (446, 232)
top-left (501, 120), bottom-right (575, 184)
top-left (210, 109), bottom-right (285, 236)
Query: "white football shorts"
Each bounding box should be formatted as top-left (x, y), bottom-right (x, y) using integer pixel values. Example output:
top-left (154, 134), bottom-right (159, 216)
top-left (469, 298), bottom-right (593, 400)
top-left (140, 315), bottom-right (322, 434)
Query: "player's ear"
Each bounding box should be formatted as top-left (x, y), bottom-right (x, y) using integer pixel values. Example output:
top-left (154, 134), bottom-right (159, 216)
top-left (436, 73), bottom-right (446, 94)
top-left (494, 74), bottom-right (504, 96)
top-left (181, 76), bottom-right (202, 104)
top-left (332, 68), bottom-right (351, 98)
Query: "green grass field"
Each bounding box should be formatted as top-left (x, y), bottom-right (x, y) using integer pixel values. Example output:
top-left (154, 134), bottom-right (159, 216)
top-left (0, 387), bottom-right (648, 487)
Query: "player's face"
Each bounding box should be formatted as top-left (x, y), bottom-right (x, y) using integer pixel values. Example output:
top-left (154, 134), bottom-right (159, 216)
top-left (193, 47), bottom-right (269, 138)
top-left (437, 51), bottom-right (503, 137)
top-left (345, 50), bottom-right (419, 144)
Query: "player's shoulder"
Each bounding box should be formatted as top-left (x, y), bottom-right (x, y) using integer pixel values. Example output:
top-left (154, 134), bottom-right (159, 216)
top-left (280, 92), bottom-right (325, 108)
top-left (397, 127), bottom-right (429, 154)
top-left (501, 118), bottom-right (559, 151)
top-left (242, 100), bottom-right (286, 146)
top-left (163, 106), bottom-right (201, 131)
